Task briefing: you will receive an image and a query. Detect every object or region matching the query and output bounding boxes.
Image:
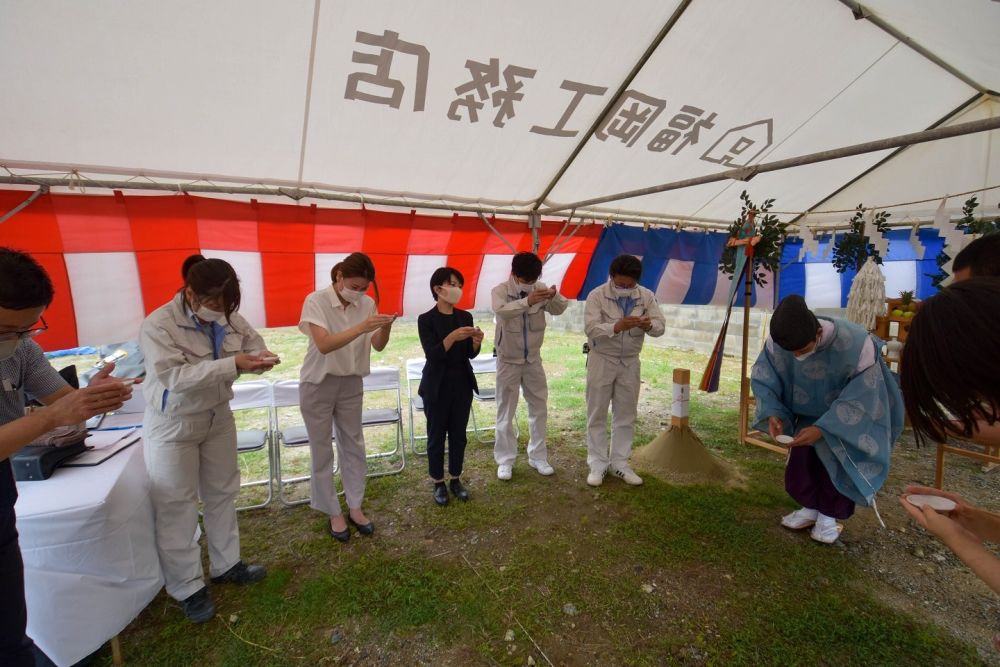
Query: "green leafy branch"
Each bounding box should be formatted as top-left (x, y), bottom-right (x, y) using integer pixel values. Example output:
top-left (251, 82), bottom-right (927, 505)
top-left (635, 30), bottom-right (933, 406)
top-left (930, 196), bottom-right (1000, 287)
top-left (831, 204), bottom-right (891, 274)
top-left (718, 190), bottom-right (789, 287)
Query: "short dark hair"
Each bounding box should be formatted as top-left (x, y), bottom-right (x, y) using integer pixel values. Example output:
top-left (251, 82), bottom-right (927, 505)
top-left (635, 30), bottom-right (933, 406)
top-left (429, 266), bottom-right (464, 301)
top-left (511, 252), bottom-right (543, 282)
top-left (181, 254), bottom-right (242, 323)
top-left (609, 254), bottom-right (642, 281)
top-left (953, 233), bottom-right (1000, 277)
top-left (0, 247), bottom-right (54, 310)
top-left (901, 277), bottom-right (1000, 443)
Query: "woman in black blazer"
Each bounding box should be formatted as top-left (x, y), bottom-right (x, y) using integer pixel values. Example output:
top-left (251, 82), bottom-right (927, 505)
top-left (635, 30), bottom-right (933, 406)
top-left (418, 267), bottom-right (484, 506)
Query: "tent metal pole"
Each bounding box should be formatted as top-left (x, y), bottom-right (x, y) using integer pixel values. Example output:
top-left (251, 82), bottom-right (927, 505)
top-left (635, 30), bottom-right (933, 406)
top-left (0, 186), bottom-right (48, 224)
top-left (544, 216), bottom-right (586, 263)
top-left (543, 211), bottom-right (572, 262)
top-left (539, 115), bottom-right (1000, 214)
top-left (529, 0), bottom-right (693, 211)
top-left (475, 212), bottom-right (518, 253)
top-left (528, 211), bottom-right (542, 254)
top-left (0, 174), bottom-right (734, 230)
top-left (838, 0), bottom-right (996, 96)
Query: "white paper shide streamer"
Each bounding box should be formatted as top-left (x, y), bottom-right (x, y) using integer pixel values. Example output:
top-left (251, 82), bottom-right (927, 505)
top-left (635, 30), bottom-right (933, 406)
top-left (797, 215), bottom-right (819, 262)
top-left (908, 224), bottom-right (925, 260)
top-left (846, 256), bottom-right (886, 331)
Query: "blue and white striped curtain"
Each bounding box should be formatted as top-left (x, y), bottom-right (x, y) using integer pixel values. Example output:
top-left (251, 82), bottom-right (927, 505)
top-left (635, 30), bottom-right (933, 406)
top-left (577, 224), bottom-right (773, 307)
top-left (778, 228), bottom-right (945, 307)
top-left (578, 223), bottom-right (948, 308)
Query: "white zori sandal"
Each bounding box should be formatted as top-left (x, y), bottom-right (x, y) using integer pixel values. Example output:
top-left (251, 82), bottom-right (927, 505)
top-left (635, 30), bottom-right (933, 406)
top-left (809, 516), bottom-right (844, 544)
top-left (781, 508), bottom-right (818, 530)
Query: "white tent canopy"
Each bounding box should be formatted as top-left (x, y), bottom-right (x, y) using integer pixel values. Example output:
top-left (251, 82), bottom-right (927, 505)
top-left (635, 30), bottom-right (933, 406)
top-left (1, 0), bottom-right (999, 229)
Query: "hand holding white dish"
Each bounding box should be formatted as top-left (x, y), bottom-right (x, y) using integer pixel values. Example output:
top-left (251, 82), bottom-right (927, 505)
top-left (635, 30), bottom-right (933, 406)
top-left (905, 494), bottom-right (957, 512)
top-left (775, 434), bottom-right (794, 445)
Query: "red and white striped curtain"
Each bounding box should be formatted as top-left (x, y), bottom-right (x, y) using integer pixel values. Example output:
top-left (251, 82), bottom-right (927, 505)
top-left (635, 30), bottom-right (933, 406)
top-left (0, 191), bottom-right (601, 351)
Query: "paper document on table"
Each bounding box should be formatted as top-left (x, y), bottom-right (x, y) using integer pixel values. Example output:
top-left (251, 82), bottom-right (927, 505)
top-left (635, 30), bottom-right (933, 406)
top-left (85, 428), bottom-right (139, 450)
top-left (64, 430), bottom-right (141, 467)
top-left (90, 412), bottom-right (144, 430)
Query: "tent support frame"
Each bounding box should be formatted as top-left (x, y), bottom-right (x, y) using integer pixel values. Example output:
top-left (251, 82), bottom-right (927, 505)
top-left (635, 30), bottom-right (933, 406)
top-left (0, 186), bottom-right (48, 224)
top-left (475, 212), bottom-right (519, 253)
top-left (539, 115), bottom-right (1000, 215)
top-left (789, 92), bottom-right (988, 227)
top-left (0, 172), bottom-right (736, 231)
top-left (838, 0), bottom-right (996, 96)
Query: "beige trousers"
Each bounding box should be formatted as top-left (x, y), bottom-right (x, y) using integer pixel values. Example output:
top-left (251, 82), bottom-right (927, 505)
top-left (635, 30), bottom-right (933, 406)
top-left (144, 407), bottom-right (241, 601)
top-left (300, 375), bottom-right (367, 516)
top-left (585, 353), bottom-right (641, 471)
top-left (493, 358), bottom-right (549, 466)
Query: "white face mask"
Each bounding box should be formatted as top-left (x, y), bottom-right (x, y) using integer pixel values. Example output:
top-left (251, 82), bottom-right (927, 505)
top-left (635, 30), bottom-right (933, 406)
top-left (612, 283), bottom-right (634, 297)
top-left (439, 285), bottom-right (462, 305)
top-left (0, 337), bottom-right (21, 361)
top-left (794, 339), bottom-right (820, 362)
top-left (340, 287), bottom-right (366, 304)
top-left (794, 349), bottom-right (815, 362)
top-left (516, 280), bottom-right (536, 293)
top-left (195, 307), bottom-right (226, 324)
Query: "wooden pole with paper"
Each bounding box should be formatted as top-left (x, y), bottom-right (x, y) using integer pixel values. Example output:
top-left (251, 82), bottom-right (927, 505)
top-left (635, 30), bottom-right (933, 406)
top-left (729, 212), bottom-right (785, 454)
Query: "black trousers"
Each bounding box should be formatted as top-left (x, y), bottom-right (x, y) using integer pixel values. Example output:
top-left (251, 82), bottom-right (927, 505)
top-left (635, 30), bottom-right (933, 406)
top-left (424, 386), bottom-right (474, 481)
top-left (0, 503), bottom-right (35, 667)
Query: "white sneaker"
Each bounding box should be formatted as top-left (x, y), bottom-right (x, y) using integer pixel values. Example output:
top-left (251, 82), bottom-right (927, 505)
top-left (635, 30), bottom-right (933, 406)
top-left (810, 516), bottom-right (843, 544)
top-left (528, 459), bottom-right (554, 476)
top-left (781, 508), bottom-right (818, 530)
top-left (609, 465), bottom-right (643, 486)
top-left (586, 468), bottom-right (606, 487)
top-left (497, 464), bottom-right (513, 481)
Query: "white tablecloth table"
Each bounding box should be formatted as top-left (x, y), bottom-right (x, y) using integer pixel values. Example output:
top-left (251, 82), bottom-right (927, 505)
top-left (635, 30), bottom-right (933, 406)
top-left (14, 441), bottom-right (163, 666)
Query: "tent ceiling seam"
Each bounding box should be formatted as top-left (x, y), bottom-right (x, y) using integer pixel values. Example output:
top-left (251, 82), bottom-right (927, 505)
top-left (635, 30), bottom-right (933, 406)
top-left (787, 92), bottom-right (987, 225)
top-left (528, 0), bottom-right (693, 212)
top-left (688, 40), bottom-right (904, 221)
top-left (538, 115), bottom-right (1000, 216)
top-left (296, 0), bottom-right (322, 187)
top-left (839, 0), bottom-right (992, 95)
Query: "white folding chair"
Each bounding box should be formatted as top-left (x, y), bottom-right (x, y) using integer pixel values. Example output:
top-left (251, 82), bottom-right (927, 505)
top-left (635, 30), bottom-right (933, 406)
top-left (272, 379), bottom-right (337, 507)
top-left (469, 356), bottom-right (499, 444)
top-left (405, 358), bottom-right (428, 455)
top-left (89, 382), bottom-right (146, 430)
top-left (230, 380), bottom-right (274, 511)
top-left (360, 367), bottom-right (406, 476)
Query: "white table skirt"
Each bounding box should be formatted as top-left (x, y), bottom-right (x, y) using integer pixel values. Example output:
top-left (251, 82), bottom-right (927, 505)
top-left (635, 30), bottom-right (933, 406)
top-left (15, 441), bottom-right (163, 666)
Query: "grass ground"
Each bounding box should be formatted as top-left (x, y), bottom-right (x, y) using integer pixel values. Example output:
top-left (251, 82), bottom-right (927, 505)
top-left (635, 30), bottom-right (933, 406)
top-left (53, 321), bottom-right (991, 666)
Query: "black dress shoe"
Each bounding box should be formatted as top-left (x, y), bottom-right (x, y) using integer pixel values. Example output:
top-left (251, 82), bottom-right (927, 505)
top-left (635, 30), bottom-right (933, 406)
top-left (180, 586), bottom-right (216, 624)
top-left (210, 560), bottom-right (267, 584)
top-left (328, 518), bottom-right (350, 543)
top-left (449, 478), bottom-right (470, 502)
top-left (433, 482), bottom-right (449, 506)
top-left (348, 513), bottom-right (375, 536)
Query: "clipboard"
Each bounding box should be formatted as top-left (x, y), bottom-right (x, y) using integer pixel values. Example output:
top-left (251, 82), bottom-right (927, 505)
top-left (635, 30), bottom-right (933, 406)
top-left (63, 429), bottom-right (142, 467)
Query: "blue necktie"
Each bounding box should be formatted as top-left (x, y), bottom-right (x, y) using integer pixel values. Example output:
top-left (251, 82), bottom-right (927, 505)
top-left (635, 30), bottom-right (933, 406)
top-left (208, 321), bottom-right (225, 360)
top-left (192, 316), bottom-right (225, 360)
top-left (616, 296), bottom-right (635, 317)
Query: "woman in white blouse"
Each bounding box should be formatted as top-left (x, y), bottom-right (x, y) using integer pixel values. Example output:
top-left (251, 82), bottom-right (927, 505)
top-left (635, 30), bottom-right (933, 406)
top-left (298, 252), bottom-right (396, 542)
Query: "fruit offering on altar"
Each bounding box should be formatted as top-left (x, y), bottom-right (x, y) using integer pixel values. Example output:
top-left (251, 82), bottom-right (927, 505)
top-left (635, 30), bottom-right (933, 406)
top-left (888, 290), bottom-right (920, 320)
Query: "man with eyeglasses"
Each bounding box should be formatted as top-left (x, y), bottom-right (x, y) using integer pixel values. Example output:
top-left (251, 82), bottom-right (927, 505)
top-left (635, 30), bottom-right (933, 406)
top-left (0, 247), bottom-right (132, 666)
